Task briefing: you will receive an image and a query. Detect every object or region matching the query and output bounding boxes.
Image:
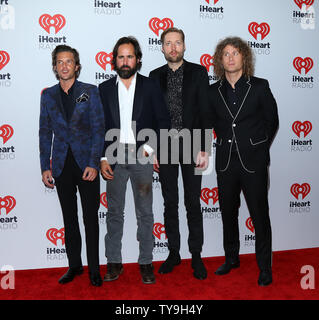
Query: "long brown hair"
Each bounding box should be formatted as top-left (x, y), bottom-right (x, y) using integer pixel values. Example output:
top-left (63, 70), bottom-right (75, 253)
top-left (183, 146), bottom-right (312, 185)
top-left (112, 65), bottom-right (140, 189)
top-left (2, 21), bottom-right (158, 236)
top-left (213, 37), bottom-right (255, 80)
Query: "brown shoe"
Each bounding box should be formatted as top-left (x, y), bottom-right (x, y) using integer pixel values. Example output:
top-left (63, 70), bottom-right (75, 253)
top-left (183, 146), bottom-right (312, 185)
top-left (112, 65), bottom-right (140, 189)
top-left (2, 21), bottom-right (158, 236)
top-left (103, 263), bottom-right (123, 282)
top-left (139, 264), bottom-right (156, 284)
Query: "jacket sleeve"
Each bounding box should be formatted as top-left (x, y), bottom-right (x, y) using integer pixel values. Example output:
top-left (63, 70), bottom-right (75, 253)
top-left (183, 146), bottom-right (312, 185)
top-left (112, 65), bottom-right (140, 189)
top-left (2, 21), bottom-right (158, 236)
top-left (88, 86), bottom-right (105, 169)
top-left (39, 91), bottom-right (53, 173)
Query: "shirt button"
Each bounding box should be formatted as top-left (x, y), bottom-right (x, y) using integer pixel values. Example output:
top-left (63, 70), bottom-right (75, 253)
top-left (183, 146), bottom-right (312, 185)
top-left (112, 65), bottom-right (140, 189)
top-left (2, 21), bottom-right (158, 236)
top-left (233, 124), bottom-right (236, 127)
top-left (228, 140), bottom-right (232, 143)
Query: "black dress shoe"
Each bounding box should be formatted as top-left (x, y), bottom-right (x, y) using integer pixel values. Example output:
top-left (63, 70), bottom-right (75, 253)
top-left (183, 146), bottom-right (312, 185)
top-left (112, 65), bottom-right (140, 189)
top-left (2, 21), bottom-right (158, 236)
top-left (140, 264), bottom-right (156, 284)
top-left (58, 267), bottom-right (84, 284)
top-left (215, 261), bottom-right (240, 275)
top-left (258, 270), bottom-right (272, 286)
top-left (89, 272), bottom-right (103, 287)
top-left (104, 263), bottom-right (123, 282)
top-left (191, 254), bottom-right (207, 280)
top-left (158, 251), bottom-right (181, 274)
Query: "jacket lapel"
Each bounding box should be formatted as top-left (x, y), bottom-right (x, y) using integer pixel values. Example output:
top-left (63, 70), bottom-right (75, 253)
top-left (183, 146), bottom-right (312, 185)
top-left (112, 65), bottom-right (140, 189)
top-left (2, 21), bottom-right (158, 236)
top-left (132, 73), bottom-right (143, 122)
top-left (108, 78), bottom-right (120, 128)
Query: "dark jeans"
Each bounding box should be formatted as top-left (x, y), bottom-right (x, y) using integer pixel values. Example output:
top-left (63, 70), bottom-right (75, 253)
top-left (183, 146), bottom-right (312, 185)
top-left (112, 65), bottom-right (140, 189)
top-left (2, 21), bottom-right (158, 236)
top-left (55, 148), bottom-right (100, 273)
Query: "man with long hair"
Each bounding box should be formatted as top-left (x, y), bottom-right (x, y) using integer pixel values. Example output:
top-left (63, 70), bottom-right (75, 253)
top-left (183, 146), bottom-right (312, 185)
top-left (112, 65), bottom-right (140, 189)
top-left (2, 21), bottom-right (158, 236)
top-left (208, 37), bottom-right (279, 286)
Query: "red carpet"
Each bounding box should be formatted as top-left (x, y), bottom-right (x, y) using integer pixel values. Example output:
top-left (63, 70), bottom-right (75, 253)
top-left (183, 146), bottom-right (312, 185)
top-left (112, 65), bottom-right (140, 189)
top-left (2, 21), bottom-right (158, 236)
top-left (1, 248), bottom-right (319, 300)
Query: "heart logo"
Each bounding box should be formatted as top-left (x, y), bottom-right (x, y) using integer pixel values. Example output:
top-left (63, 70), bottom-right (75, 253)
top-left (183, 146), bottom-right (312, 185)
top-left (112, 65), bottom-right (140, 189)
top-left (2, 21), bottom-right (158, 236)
top-left (205, 0), bottom-right (220, 3)
top-left (0, 124), bottom-right (14, 144)
top-left (100, 192), bottom-right (108, 209)
top-left (201, 187), bottom-right (218, 205)
top-left (39, 14), bottom-right (66, 34)
top-left (246, 217), bottom-right (255, 233)
top-left (248, 22), bottom-right (270, 40)
top-left (291, 183), bottom-right (311, 200)
top-left (200, 54), bottom-right (215, 72)
top-left (149, 17), bottom-right (174, 36)
top-left (0, 196), bottom-right (16, 215)
top-left (153, 222), bottom-right (167, 240)
top-left (46, 228), bottom-right (65, 246)
top-left (292, 121), bottom-right (312, 138)
top-left (0, 51), bottom-right (10, 71)
top-left (95, 52), bottom-right (114, 71)
top-left (294, 0), bottom-right (314, 9)
top-left (293, 57), bottom-right (313, 75)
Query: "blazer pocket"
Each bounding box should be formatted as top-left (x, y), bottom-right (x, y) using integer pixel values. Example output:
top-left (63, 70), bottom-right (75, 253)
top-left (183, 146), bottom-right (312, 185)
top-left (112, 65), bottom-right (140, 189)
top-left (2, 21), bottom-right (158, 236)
top-left (249, 135), bottom-right (268, 146)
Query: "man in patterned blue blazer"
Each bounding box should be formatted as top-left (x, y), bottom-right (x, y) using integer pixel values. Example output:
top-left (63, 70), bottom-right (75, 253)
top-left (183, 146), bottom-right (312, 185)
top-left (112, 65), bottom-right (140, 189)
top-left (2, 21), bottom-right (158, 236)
top-left (39, 45), bottom-right (105, 286)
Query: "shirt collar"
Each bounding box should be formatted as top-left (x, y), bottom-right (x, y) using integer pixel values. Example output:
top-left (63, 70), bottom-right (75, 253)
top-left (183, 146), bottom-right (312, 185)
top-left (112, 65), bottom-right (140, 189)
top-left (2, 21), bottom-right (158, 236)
top-left (116, 72), bottom-right (137, 87)
top-left (225, 75), bottom-right (247, 90)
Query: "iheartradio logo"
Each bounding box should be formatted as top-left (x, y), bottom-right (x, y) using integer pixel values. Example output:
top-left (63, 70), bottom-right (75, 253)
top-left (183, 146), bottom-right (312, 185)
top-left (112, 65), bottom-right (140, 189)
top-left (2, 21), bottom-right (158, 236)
top-left (0, 124), bottom-right (14, 144)
top-left (200, 54), bottom-right (214, 72)
top-left (293, 57), bottom-right (313, 75)
top-left (201, 187), bottom-right (218, 205)
top-left (248, 22), bottom-right (270, 40)
top-left (39, 14), bottom-right (66, 34)
top-left (290, 183), bottom-right (311, 200)
top-left (100, 192), bottom-right (108, 209)
top-left (245, 217), bottom-right (255, 233)
top-left (96, 52), bottom-right (114, 71)
top-left (294, 0), bottom-right (314, 9)
top-left (153, 222), bottom-right (167, 240)
top-left (0, 51), bottom-right (10, 71)
top-left (149, 17), bottom-right (174, 37)
top-left (205, 0), bottom-right (220, 3)
top-left (46, 228), bottom-right (65, 246)
top-left (292, 121), bottom-right (312, 138)
top-left (0, 196), bottom-right (16, 215)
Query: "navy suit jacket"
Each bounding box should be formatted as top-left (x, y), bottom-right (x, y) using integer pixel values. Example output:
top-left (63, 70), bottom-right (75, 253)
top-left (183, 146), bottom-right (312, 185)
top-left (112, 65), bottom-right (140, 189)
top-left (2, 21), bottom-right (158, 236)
top-left (98, 73), bottom-right (171, 160)
top-left (39, 80), bottom-right (105, 177)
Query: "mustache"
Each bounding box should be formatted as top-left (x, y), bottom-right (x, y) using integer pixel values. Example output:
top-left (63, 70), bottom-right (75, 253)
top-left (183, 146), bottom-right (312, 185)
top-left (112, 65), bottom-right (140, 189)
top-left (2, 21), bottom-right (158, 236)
top-left (120, 65), bottom-right (131, 70)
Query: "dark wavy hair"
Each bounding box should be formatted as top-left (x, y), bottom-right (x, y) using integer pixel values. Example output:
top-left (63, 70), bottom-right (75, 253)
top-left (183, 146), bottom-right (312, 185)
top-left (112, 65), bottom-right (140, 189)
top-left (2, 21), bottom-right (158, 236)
top-left (112, 36), bottom-right (142, 71)
top-left (213, 36), bottom-right (255, 80)
top-left (51, 45), bottom-right (81, 80)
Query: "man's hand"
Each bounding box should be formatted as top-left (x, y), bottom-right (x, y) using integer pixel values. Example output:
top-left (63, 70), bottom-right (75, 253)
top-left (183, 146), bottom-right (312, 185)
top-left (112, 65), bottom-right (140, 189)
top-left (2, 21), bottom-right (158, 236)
top-left (196, 151), bottom-right (209, 170)
top-left (82, 167), bottom-right (98, 181)
top-left (100, 160), bottom-right (114, 180)
top-left (42, 170), bottom-right (55, 189)
top-left (153, 154), bottom-right (160, 173)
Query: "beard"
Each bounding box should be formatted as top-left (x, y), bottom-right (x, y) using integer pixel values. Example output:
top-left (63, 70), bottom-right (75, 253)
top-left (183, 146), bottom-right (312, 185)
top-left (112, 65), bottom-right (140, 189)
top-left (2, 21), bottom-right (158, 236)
top-left (163, 51), bottom-right (184, 64)
top-left (115, 64), bottom-right (139, 79)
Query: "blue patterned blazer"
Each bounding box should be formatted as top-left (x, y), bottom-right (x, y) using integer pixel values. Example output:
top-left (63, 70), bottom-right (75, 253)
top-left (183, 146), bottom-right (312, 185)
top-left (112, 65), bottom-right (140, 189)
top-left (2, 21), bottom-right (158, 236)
top-left (39, 80), bottom-right (105, 178)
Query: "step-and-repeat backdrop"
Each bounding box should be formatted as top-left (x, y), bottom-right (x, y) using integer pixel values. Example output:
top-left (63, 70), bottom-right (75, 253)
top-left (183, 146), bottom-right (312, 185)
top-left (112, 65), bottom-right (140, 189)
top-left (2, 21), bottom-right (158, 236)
top-left (1, 0), bottom-right (318, 270)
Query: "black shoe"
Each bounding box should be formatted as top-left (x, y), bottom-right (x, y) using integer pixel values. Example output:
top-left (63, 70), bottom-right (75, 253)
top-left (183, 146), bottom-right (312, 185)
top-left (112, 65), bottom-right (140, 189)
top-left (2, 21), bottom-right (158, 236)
top-left (58, 267), bottom-right (84, 284)
top-left (191, 254), bottom-right (207, 280)
top-left (158, 251), bottom-right (181, 274)
top-left (140, 264), bottom-right (156, 284)
top-left (258, 270), bottom-right (272, 286)
top-left (103, 263), bottom-right (123, 282)
top-left (89, 271), bottom-right (103, 287)
top-left (215, 261), bottom-right (240, 275)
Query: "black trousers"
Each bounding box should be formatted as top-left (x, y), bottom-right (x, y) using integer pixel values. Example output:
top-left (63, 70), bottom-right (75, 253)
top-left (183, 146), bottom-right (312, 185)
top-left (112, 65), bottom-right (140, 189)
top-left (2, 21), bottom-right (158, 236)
top-left (159, 140), bottom-right (203, 254)
top-left (217, 152), bottom-right (272, 271)
top-left (55, 149), bottom-right (100, 273)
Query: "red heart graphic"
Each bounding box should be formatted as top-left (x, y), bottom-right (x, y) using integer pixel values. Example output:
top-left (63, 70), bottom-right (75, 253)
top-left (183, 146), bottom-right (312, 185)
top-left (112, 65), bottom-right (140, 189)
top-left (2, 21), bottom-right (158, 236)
top-left (290, 183), bottom-right (311, 200)
top-left (201, 187), bottom-right (218, 205)
top-left (292, 121), bottom-right (312, 138)
top-left (149, 17), bottom-right (174, 36)
top-left (153, 222), bottom-right (167, 240)
top-left (200, 54), bottom-right (214, 72)
top-left (205, 0), bottom-right (220, 3)
top-left (248, 22), bottom-right (270, 40)
top-left (293, 57), bottom-right (313, 75)
top-left (0, 124), bottom-right (14, 144)
top-left (0, 196), bottom-right (16, 215)
top-left (96, 52), bottom-right (114, 71)
top-left (246, 217), bottom-right (255, 233)
top-left (46, 228), bottom-right (65, 246)
top-left (0, 51), bottom-right (10, 71)
top-left (100, 192), bottom-right (108, 209)
top-left (294, 0), bottom-right (314, 9)
top-left (39, 14), bottom-right (66, 34)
